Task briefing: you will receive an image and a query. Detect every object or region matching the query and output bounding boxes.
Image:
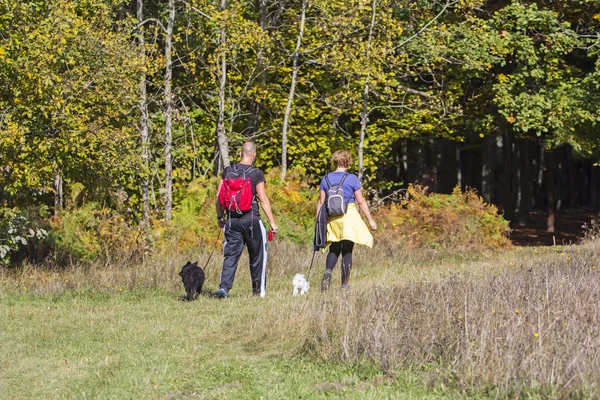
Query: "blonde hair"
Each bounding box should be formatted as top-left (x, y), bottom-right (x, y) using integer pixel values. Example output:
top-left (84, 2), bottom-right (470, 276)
top-left (331, 150), bottom-right (352, 168)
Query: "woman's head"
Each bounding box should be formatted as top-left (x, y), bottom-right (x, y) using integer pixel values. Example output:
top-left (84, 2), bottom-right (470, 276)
top-left (332, 150), bottom-right (352, 169)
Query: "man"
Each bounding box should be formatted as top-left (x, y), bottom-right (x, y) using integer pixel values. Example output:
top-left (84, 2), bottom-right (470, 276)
top-left (215, 142), bottom-right (278, 298)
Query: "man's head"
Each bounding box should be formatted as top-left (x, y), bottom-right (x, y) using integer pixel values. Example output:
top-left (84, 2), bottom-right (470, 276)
top-left (240, 141), bottom-right (257, 163)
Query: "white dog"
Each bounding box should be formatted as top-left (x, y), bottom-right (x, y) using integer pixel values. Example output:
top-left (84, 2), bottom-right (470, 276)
top-left (292, 273), bottom-right (310, 296)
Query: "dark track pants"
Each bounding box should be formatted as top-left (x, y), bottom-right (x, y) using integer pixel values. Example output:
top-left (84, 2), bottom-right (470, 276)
top-left (219, 218), bottom-right (268, 297)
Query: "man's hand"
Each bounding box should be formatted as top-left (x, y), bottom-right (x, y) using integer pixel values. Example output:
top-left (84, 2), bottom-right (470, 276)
top-left (270, 222), bottom-right (278, 233)
top-left (218, 218), bottom-right (226, 229)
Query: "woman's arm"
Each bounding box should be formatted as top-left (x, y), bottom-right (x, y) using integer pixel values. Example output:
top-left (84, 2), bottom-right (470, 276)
top-left (354, 189), bottom-right (377, 231)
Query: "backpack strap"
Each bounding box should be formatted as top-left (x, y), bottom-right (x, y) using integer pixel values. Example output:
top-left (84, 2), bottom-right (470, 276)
top-left (325, 174), bottom-right (333, 188)
top-left (339, 173), bottom-right (349, 187)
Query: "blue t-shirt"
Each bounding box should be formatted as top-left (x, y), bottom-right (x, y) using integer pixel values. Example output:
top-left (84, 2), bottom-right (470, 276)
top-left (319, 172), bottom-right (361, 204)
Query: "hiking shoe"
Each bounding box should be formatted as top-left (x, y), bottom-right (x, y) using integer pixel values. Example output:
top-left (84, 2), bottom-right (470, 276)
top-left (321, 272), bottom-right (331, 291)
top-left (340, 284), bottom-right (350, 290)
top-left (216, 288), bottom-right (228, 299)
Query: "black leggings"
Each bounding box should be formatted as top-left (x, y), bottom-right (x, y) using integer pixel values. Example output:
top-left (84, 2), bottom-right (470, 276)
top-left (325, 240), bottom-right (354, 285)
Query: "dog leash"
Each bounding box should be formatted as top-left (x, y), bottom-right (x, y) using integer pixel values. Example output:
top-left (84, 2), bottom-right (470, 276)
top-left (306, 250), bottom-right (317, 280)
top-left (202, 228), bottom-right (222, 271)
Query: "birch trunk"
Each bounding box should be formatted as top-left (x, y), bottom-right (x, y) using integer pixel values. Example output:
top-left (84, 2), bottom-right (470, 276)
top-left (246, 0), bottom-right (268, 135)
top-left (138, 0), bottom-right (150, 225)
top-left (215, 0), bottom-right (230, 173)
top-left (53, 166), bottom-right (63, 218)
top-left (281, 0), bottom-right (307, 181)
top-left (358, 0), bottom-right (377, 181)
top-left (164, 0), bottom-right (175, 221)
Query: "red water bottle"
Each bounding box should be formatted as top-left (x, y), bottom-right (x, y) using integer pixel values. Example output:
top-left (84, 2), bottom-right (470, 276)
top-left (268, 230), bottom-right (273, 241)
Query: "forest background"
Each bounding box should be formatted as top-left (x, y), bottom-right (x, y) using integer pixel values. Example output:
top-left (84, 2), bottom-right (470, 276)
top-left (2, 0), bottom-right (600, 264)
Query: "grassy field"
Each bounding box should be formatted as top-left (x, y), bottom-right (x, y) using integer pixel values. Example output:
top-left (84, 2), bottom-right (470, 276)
top-left (1, 241), bottom-right (599, 399)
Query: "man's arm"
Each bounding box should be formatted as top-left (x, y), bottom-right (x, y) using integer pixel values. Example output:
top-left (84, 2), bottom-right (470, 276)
top-left (216, 179), bottom-right (225, 228)
top-left (255, 182), bottom-right (278, 233)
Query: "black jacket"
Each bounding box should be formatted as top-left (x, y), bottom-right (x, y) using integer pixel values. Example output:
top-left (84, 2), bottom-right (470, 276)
top-left (313, 203), bottom-right (328, 251)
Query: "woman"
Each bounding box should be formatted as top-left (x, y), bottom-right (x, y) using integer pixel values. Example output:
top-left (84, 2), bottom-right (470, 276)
top-left (316, 150), bottom-right (377, 290)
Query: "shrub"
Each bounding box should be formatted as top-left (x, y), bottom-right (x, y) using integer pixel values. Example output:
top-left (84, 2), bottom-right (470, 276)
top-left (376, 185), bottom-right (510, 250)
top-left (48, 203), bottom-right (147, 263)
top-left (0, 207), bottom-right (47, 264)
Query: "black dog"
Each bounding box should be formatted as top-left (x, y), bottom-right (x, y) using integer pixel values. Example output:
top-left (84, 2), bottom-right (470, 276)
top-left (179, 261), bottom-right (205, 301)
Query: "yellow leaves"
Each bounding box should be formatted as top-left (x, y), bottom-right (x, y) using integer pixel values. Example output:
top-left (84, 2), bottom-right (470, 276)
top-left (506, 114), bottom-right (516, 124)
top-left (593, 13), bottom-right (600, 21)
top-left (0, 47), bottom-right (5, 56)
top-left (497, 73), bottom-right (509, 84)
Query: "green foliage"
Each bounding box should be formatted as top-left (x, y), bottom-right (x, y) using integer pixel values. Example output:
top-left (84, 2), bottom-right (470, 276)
top-left (48, 203), bottom-right (146, 262)
top-left (0, 0), bottom-right (144, 206)
top-left (377, 186), bottom-right (511, 250)
top-left (265, 168), bottom-right (319, 243)
top-left (0, 207), bottom-right (47, 264)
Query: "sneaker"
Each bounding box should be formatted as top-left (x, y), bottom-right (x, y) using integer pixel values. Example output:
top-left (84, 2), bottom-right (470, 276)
top-left (321, 272), bottom-right (331, 291)
top-left (216, 288), bottom-right (228, 298)
top-left (340, 284), bottom-right (350, 290)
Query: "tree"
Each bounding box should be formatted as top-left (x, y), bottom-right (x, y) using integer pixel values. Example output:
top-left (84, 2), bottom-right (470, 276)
top-left (0, 0), bottom-right (143, 212)
top-left (281, 0), bottom-right (307, 181)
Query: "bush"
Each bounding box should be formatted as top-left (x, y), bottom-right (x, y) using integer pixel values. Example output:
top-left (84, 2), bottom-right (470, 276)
top-left (0, 207), bottom-right (47, 264)
top-left (376, 185), bottom-right (510, 250)
top-left (48, 203), bottom-right (147, 263)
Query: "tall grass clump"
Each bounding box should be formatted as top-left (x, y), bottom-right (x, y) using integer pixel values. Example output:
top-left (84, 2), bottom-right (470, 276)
top-left (377, 186), bottom-right (510, 250)
top-left (304, 247), bottom-right (600, 397)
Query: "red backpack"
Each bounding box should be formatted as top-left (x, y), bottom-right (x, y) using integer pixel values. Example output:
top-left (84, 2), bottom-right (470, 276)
top-left (219, 165), bottom-right (255, 215)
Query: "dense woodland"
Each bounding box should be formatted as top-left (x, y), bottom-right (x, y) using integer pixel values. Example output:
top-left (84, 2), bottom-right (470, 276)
top-left (3, 0), bottom-right (600, 261)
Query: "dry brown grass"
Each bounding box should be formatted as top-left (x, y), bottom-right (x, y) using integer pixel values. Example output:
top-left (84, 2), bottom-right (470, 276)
top-left (303, 242), bottom-right (600, 398)
top-left (2, 237), bottom-right (599, 398)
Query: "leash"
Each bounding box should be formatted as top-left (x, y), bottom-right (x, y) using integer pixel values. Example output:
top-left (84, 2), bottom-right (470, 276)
top-left (202, 228), bottom-right (222, 271)
top-left (306, 250), bottom-right (317, 280)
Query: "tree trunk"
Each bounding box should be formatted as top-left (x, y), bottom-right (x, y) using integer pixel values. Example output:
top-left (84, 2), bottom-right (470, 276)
top-left (456, 144), bottom-right (462, 190)
top-left (281, 0), bottom-right (306, 181)
top-left (480, 135), bottom-right (493, 203)
top-left (502, 130), bottom-right (514, 220)
top-left (567, 146), bottom-right (578, 208)
top-left (358, 0), bottom-right (377, 181)
top-left (518, 139), bottom-right (532, 226)
top-left (546, 149), bottom-right (555, 233)
top-left (53, 167), bottom-right (63, 217)
top-left (246, 0), bottom-right (268, 136)
top-left (535, 138), bottom-right (544, 206)
top-left (215, 0), bottom-right (230, 173)
top-left (591, 162), bottom-right (599, 213)
top-left (164, 0), bottom-right (175, 221)
top-left (137, 0), bottom-right (150, 226)
top-left (429, 139), bottom-right (442, 192)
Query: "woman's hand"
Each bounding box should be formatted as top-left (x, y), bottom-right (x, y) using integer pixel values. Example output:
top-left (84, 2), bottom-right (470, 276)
top-left (368, 219), bottom-right (377, 231)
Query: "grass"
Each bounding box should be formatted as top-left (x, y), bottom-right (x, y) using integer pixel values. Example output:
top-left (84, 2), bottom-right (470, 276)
top-left (1, 241), bottom-right (598, 399)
